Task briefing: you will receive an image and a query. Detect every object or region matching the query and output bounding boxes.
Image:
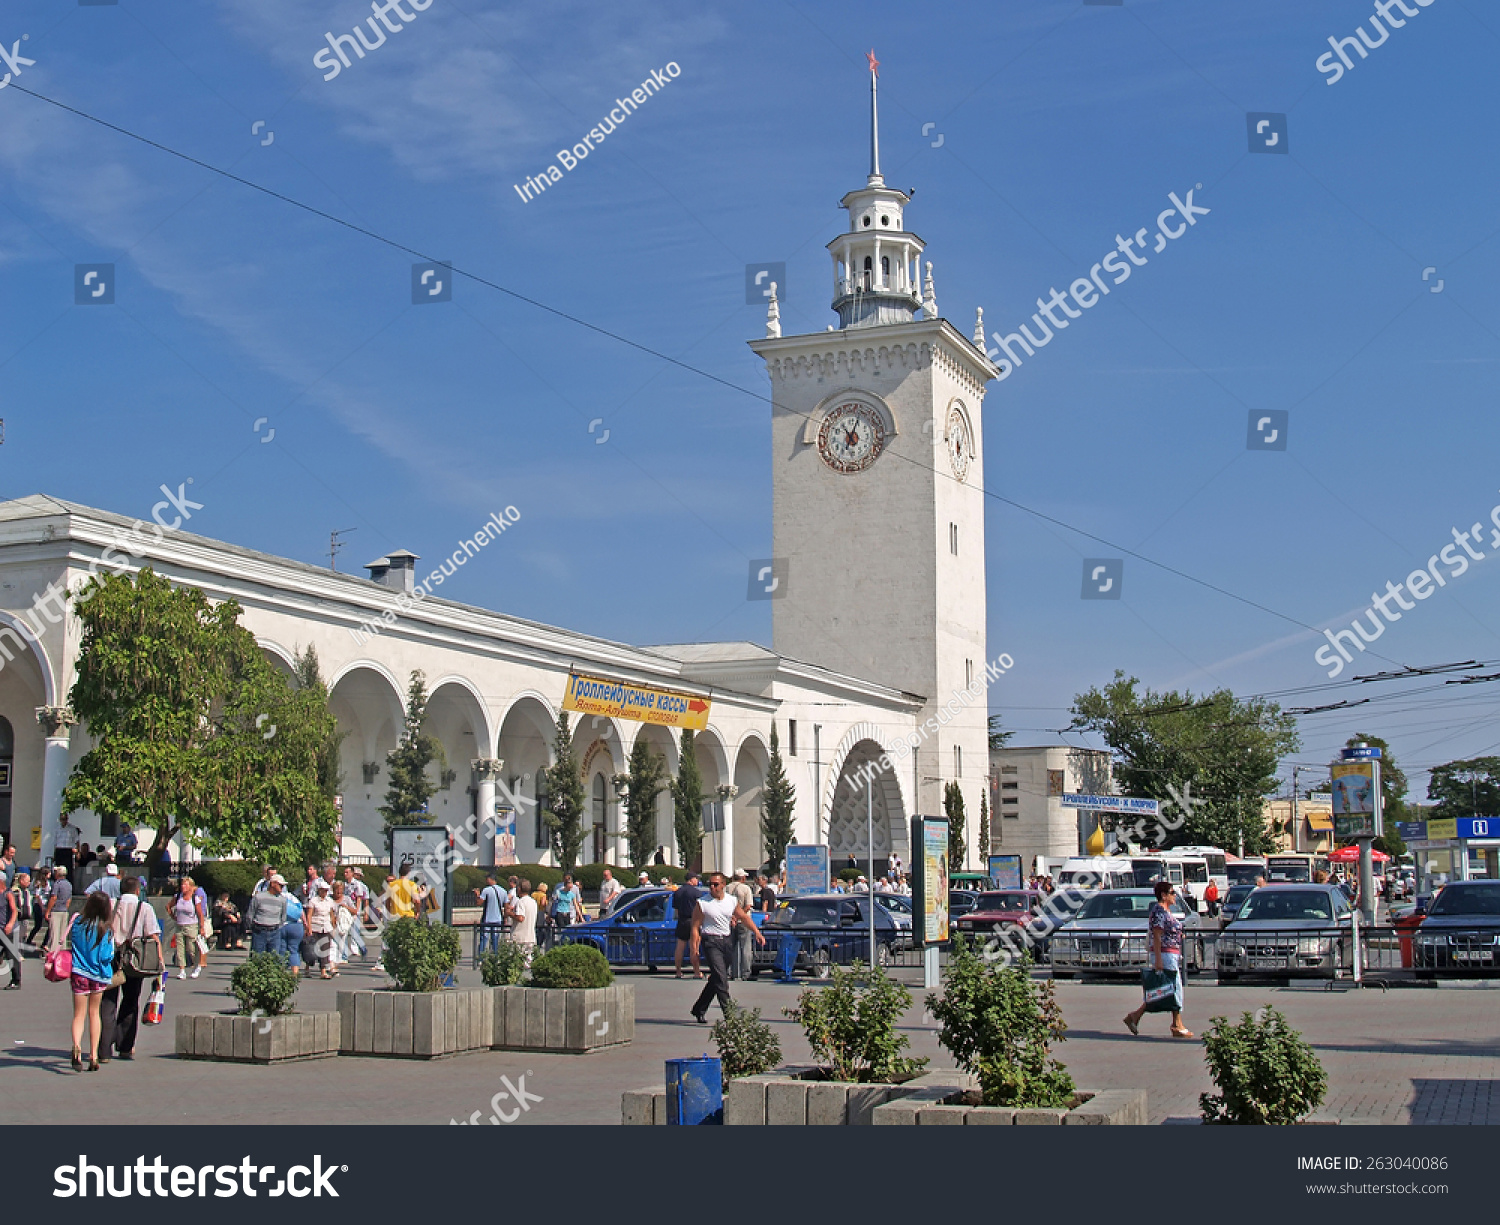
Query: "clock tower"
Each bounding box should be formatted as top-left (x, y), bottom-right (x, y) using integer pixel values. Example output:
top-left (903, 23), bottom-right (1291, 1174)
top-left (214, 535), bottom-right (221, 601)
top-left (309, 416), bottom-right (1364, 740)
top-left (749, 54), bottom-right (999, 823)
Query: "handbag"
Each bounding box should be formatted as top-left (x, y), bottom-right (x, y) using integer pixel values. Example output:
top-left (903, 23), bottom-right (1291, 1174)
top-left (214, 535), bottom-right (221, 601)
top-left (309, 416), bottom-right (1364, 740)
top-left (43, 916), bottom-right (77, 982)
top-left (1140, 965), bottom-right (1179, 1014)
top-left (143, 973), bottom-right (166, 1025)
top-left (119, 898), bottom-right (162, 978)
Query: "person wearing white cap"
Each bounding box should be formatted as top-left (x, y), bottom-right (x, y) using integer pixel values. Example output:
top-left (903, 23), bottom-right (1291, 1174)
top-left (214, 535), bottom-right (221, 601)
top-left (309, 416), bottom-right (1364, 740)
top-left (304, 879), bottom-right (337, 978)
top-left (246, 874), bottom-right (289, 954)
top-left (84, 862), bottom-right (122, 901)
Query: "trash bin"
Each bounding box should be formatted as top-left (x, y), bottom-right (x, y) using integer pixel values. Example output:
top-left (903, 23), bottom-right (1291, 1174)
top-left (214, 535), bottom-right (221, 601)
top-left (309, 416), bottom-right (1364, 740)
top-left (1394, 913), bottom-right (1424, 969)
top-left (665, 1056), bottom-right (723, 1125)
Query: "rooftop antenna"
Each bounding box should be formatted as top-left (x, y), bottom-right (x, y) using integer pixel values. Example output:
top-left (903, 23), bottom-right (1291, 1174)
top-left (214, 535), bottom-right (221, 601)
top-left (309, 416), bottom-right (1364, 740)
top-left (329, 527), bottom-right (357, 572)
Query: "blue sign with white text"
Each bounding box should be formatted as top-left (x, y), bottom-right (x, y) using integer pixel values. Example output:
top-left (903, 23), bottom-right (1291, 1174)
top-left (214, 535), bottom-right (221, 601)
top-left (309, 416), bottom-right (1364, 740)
top-left (1341, 746), bottom-right (1382, 760)
top-left (1455, 817), bottom-right (1498, 840)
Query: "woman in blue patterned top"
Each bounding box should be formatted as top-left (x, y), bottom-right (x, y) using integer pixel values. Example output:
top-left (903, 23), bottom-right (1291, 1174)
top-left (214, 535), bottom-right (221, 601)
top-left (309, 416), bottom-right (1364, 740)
top-left (1122, 881), bottom-right (1194, 1039)
top-left (67, 892), bottom-right (117, 1072)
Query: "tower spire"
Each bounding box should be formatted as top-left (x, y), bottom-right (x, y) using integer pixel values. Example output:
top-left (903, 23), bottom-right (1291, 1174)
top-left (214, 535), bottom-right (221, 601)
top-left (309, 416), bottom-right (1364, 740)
top-left (867, 49), bottom-right (882, 185)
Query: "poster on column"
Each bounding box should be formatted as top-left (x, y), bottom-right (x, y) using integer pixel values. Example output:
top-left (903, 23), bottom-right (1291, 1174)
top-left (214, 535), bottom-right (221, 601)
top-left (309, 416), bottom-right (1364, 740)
top-left (911, 816), bottom-right (950, 947)
top-left (493, 806), bottom-right (517, 866)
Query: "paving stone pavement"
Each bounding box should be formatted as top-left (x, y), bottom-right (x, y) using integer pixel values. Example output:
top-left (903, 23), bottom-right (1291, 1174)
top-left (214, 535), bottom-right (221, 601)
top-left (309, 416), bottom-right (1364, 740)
top-left (0, 950), bottom-right (1495, 1124)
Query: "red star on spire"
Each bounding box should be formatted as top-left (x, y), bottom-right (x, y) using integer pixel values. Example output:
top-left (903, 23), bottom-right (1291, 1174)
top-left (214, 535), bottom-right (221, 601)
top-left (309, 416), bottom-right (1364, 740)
top-left (867, 49), bottom-right (880, 77)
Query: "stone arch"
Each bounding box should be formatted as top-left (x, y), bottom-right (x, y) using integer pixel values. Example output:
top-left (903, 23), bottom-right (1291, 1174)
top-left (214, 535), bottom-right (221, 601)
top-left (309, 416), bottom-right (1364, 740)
top-left (328, 664), bottom-right (407, 859)
top-left (629, 723), bottom-right (681, 866)
top-left (424, 676), bottom-right (493, 845)
top-left (0, 611), bottom-right (57, 854)
top-left (497, 694), bottom-right (560, 865)
top-left (732, 733), bottom-right (770, 874)
top-left (826, 737), bottom-right (909, 872)
top-left (256, 638), bottom-right (298, 679)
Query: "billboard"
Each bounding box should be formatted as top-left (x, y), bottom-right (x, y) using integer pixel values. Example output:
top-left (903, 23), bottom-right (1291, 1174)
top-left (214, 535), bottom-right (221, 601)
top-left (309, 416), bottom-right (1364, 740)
top-left (911, 817), bottom-right (950, 947)
top-left (784, 845), bottom-right (830, 895)
top-left (390, 825), bottom-right (448, 916)
top-left (1331, 761), bottom-right (1377, 839)
top-left (492, 806), bottom-right (517, 866)
top-left (988, 854), bottom-right (1023, 890)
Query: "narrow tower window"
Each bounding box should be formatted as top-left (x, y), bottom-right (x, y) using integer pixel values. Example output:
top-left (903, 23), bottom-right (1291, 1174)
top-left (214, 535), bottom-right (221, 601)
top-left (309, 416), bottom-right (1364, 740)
top-left (881, 256), bottom-right (890, 284)
top-left (862, 256), bottom-right (872, 290)
top-left (950, 523), bottom-right (959, 555)
top-left (955, 745), bottom-right (962, 778)
top-left (789, 719), bottom-right (798, 757)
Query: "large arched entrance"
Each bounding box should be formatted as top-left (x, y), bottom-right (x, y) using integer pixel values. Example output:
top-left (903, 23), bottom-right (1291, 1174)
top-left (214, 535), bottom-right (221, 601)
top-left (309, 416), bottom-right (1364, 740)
top-left (328, 663), bottom-right (406, 858)
top-left (827, 739), bottom-right (908, 876)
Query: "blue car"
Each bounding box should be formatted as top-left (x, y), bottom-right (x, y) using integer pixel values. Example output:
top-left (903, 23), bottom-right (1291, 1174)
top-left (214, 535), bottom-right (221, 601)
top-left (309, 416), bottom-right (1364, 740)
top-left (558, 889), bottom-right (766, 970)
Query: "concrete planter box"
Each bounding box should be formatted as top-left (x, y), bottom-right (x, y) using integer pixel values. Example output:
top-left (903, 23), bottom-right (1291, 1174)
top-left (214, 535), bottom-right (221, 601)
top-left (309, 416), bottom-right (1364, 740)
top-left (174, 1012), bottom-right (340, 1063)
top-left (337, 988), bottom-right (494, 1059)
top-left (872, 1087), bottom-right (1148, 1126)
top-left (696, 1066), bottom-right (1148, 1126)
top-left (492, 983), bottom-right (633, 1054)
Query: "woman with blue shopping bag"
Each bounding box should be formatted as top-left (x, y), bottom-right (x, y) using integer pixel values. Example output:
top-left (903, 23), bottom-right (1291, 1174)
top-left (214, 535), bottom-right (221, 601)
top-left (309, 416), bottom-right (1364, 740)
top-left (1123, 881), bottom-right (1194, 1039)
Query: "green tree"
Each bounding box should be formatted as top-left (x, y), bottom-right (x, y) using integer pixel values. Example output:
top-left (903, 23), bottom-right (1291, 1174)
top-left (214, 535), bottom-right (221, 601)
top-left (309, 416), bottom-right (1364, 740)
top-left (1428, 756), bottom-right (1500, 819)
top-left (61, 568), bottom-right (340, 872)
top-left (988, 714), bottom-right (1012, 750)
top-left (670, 729), bottom-right (705, 869)
top-left (541, 712), bottom-right (587, 872)
top-left (978, 790), bottom-right (991, 857)
top-left (759, 722), bottom-right (796, 871)
top-left (379, 671), bottom-right (447, 840)
top-left (293, 645), bottom-right (344, 809)
top-left (944, 781), bottom-right (967, 869)
top-left (1070, 671), bottom-right (1300, 855)
top-left (624, 737), bottom-right (669, 868)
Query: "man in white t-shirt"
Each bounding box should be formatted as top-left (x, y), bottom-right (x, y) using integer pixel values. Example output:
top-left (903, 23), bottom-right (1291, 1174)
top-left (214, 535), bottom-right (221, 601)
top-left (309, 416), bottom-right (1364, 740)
top-left (598, 869), bottom-right (624, 915)
top-left (507, 878), bottom-right (539, 966)
top-left (689, 873), bottom-right (765, 1023)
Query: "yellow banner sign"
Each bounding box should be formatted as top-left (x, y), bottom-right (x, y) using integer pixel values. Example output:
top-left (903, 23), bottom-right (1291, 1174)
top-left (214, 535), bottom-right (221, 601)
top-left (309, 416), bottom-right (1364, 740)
top-left (1427, 817), bottom-right (1457, 841)
top-left (563, 672), bottom-right (710, 730)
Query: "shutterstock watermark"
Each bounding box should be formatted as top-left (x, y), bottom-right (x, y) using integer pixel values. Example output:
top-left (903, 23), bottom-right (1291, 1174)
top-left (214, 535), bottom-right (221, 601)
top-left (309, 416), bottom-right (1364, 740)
top-left (1316, 0), bottom-right (1436, 86)
top-left (513, 63), bottom-right (681, 203)
top-left (448, 1073), bottom-right (543, 1124)
top-left (1314, 490), bottom-right (1500, 678)
top-left (0, 33), bottom-right (36, 89)
top-left (349, 507), bottom-right (520, 646)
top-left (314, 0), bottom-right (434, 83)
top-left (54, 1155), bottom-right (344, 1198)
top-left (988, 185), bottom-right (1209, 381)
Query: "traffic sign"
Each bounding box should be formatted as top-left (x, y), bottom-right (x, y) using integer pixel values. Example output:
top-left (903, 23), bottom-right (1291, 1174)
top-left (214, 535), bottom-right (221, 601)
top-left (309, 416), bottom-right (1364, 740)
top-left (1060, 794), bottom-right (1160, 817)
top-left (1340, 746), bottom-right (1382, 760)
top-left (1455, 817), bottom-right (1498, 840)
top-left (1396, 820), bottom-right (1427, 842)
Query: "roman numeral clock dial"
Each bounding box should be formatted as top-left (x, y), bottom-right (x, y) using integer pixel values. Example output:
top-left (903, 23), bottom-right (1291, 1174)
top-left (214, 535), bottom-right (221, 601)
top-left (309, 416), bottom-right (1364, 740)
top-left (816, 402), bottom-right (885, 474)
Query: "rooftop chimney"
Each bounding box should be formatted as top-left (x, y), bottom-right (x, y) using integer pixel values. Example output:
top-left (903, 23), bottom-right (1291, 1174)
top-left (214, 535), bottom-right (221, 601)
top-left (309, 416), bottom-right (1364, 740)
top-left (365, 549), bottom-right (420, 595)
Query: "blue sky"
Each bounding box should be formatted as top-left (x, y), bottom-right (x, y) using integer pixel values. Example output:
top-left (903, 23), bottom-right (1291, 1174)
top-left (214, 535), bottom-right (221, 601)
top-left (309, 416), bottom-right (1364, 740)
top-left (3, 0), bottom-right (1499, 800)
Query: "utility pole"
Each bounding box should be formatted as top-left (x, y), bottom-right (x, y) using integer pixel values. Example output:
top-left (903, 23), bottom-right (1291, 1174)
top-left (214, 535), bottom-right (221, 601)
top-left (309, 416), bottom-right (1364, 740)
top-left (329, 527), bottom-right (358, 572)
top-left (1291, 765), bottom-right (1301, 854)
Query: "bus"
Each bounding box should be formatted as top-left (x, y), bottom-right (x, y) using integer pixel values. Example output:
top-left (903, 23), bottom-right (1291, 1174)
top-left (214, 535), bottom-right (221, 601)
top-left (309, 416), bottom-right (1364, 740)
top-left (1165, 846), bottom-right (1229, 896)
top-left (1124, 853), bottom-right (1212, 912)
top-left (1265, 853), bottom-right (1330, 884)
top-left (1226, 857), bottom-right (1267, 887)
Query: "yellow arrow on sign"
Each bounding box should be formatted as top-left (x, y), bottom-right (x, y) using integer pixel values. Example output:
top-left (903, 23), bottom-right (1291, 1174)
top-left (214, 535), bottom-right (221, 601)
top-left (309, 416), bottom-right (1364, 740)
top-left (563, 672), bottom-right (710, 730)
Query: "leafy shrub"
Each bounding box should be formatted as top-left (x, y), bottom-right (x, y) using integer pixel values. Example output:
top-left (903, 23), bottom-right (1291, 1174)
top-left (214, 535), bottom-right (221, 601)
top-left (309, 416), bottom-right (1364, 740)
top-left (229, 952), bottom-right (299, 1016)
top-left (1200, 1007), bottom-right (1328, 1125)
top-left (783, 962), bottom-right (927, 1083)
top-left (479, 942), bottom-right (528, 987)
top-left (926, 934), bottom-right (1075, 1108)
top-left (528, 943), bottom-right (614, 989)
top-left (836, 867), bottom-right (864, 883)
top-left (380, 918), bottom-right (461, 992)
top-left (712, 1002), bottom-right (782, 1082)
top-left (451, 866), bottom-right (489, 899)
top-left (194, 861), bottom-right (269, 910)
top-left (573, 863), bottom-right (640, 891)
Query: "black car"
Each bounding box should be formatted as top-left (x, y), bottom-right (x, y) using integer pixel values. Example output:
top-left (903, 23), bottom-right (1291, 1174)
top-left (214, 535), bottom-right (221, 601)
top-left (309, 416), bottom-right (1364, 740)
top-left (948, 890), bottom-right (982, 919)
top-left (755, 893), bottom-right (900, 978)
top-left (1412, 881), bottom-right (1500, 976)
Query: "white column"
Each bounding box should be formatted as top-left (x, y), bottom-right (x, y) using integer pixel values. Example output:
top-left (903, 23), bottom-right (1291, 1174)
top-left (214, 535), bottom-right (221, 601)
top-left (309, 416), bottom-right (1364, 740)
top-left (717, 784), bottom-right (739, 876)
top-left (36, 706), bottom-right (77, 861)
top-left (470, 758), bottom-right (503, 866)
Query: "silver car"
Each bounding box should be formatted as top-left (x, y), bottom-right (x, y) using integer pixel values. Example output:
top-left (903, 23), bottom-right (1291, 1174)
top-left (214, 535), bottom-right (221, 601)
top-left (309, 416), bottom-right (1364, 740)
top-left (1047, 889), bottom-right (1203, 978)
top-left (1217, 884), bottom-right (1355, 980)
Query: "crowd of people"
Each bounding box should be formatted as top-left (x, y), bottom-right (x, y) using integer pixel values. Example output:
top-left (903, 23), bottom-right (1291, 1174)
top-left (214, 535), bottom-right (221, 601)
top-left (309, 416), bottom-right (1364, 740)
top-left (242, 863), bottom-right (374, 979)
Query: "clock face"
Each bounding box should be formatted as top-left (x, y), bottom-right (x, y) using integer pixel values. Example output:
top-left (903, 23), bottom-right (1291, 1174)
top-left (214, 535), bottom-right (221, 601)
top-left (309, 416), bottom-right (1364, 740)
top-left (947, 408), bottom-right (971, 482)
top-left (817, 402), bottom-right (886, 474)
